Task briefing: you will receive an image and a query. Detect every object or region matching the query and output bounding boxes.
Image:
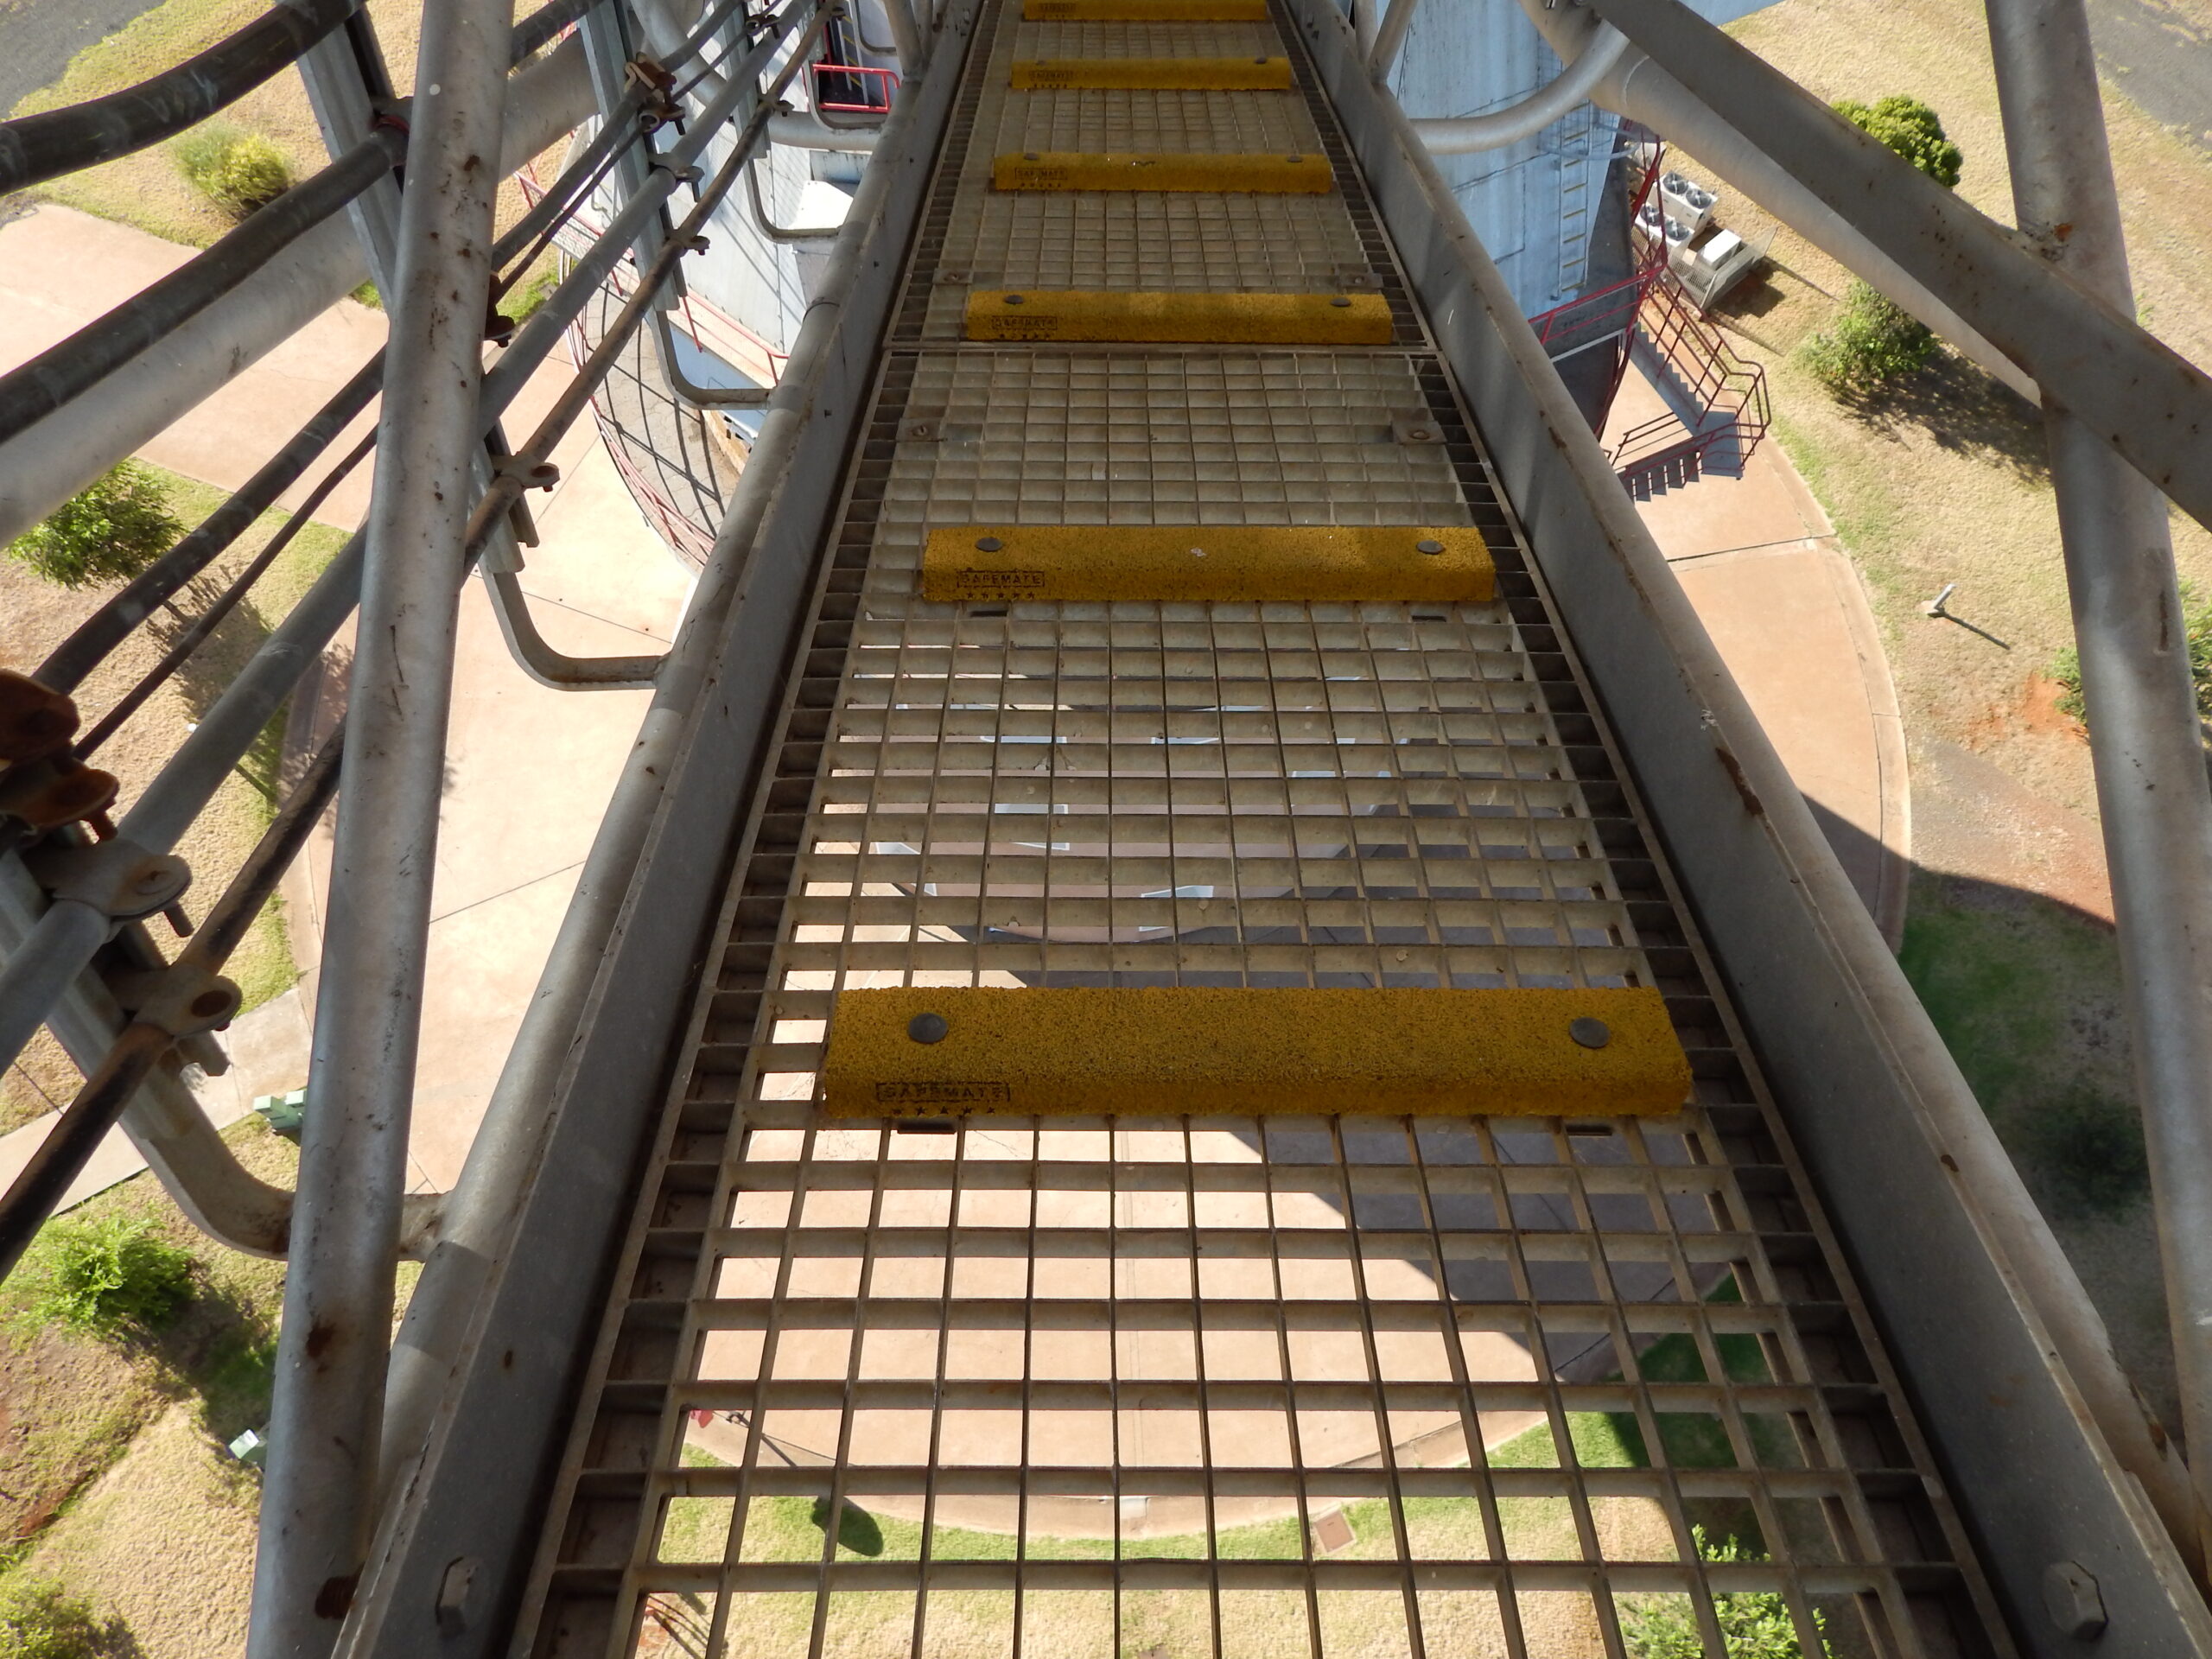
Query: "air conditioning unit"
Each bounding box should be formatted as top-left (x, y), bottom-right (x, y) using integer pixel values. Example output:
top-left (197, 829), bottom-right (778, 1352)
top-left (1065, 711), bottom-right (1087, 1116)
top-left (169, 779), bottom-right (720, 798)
top-left (1658, 170), bottom-right (1718, 234)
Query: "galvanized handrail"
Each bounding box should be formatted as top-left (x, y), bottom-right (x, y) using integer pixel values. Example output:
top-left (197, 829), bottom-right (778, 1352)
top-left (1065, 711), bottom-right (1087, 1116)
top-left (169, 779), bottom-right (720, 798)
top-left (0, 127), bottom-right (404, 449)
top-left (0, 0), bottom-right (607, 196)
top-left (0, 0), bottom-right (811, 1232)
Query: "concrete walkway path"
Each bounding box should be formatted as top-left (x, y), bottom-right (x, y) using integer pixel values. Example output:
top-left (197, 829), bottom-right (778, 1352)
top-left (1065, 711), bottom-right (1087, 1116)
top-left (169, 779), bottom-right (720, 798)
top-left (1602, 364), bottom-right (1912, 947)
top-left (0, 200), bottom-right (692, 1203)
top-left (0, 203), bottom-right (580, 530)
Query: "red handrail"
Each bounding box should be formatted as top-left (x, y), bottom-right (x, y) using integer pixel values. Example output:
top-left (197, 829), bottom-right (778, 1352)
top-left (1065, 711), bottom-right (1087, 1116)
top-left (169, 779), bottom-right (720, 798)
top-left (810, 60), bottom-right (898, 113)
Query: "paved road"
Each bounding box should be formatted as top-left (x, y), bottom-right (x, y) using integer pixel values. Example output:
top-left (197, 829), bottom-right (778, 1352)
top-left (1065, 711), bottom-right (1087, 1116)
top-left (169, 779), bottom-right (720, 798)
top-left (2089, 0), bottom-right (2212, 149)
top-left (0, 0), bottom-right (164, 115)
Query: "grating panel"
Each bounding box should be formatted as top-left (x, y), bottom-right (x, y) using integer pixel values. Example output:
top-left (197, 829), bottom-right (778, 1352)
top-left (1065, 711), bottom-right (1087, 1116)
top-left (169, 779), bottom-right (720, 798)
top-left (921, 3), bottom-right (1367, 335)
top-left (517, 0), bottom-right (2010, 1654)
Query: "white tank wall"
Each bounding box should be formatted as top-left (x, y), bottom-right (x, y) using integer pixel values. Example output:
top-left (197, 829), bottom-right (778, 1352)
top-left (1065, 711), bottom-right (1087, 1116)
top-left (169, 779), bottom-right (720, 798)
top-left (1378, 0), bottom-right (1777, 317)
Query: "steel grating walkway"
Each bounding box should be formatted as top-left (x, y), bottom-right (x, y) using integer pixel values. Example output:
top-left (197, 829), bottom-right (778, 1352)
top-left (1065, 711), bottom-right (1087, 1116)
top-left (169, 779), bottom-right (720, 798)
top-left (517, 5), bottom-right (2011, 1655)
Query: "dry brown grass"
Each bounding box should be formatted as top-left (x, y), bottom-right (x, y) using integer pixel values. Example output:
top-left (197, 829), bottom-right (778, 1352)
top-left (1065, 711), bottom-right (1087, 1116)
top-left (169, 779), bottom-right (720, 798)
top-left (1705, 0), bottom-right (2212, 821)
top-left (0, 1122), bottom-right (293, 1653)
top-left (1694, 0), bottom-right (2212, 1437)
top-left (11, 0), bottom-right (549, 258)
top-left (18, 1403), bottom-right (262, 1656)
top-left (0, 466), bottom-right (345, 1131)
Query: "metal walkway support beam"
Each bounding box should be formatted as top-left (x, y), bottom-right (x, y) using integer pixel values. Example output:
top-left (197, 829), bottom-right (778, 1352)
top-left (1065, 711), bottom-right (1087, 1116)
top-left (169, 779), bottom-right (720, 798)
top-left (1986, 0), bottom-right (2212, 1569)
top-left (246, 0), bottom-right (516, 1648)
top-left (1294, 0), bottom-right (2212, 1644)
top-left (338, 5), bottom-right (979, 1646)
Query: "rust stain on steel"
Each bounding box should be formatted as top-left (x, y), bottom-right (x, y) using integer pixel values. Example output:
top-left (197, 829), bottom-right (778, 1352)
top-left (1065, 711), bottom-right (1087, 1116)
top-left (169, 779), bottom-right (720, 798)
top-left (314, 1573), bottom-right (359, 1618)
top-left (1713, 745), bottom-right (1764, 817)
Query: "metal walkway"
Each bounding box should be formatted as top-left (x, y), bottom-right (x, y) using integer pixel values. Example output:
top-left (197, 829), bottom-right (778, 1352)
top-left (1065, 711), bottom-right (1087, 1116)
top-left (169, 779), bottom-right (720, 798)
top-left (512, 6), bottom-right (2002, 1652)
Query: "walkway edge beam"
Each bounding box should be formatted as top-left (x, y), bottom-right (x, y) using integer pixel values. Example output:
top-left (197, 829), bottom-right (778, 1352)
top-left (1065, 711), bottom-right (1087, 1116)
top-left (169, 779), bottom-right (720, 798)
top-left (334, 3), bottom-right (982, 1650)
top-left (1295, 0), bottom-right (2212, 1648)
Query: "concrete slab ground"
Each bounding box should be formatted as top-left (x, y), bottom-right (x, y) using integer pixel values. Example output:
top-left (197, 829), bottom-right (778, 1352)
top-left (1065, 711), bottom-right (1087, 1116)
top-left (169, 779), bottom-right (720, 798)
top-left (0, 200), bottom-right (645, 1205)
top-left (1601, 364), bottom-right (1912, 946)
top-left (0, 202), bottom-right (582, 531)
top-left (281, 435), bottom-right (695, 1190)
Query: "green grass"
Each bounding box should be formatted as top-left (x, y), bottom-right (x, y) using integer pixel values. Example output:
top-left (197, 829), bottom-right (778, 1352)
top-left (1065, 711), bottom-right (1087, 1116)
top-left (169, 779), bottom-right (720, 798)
top-left (1897, 881), bottom-right (2147, 1219)
top-left (6, 0), bottom-right (264, 120)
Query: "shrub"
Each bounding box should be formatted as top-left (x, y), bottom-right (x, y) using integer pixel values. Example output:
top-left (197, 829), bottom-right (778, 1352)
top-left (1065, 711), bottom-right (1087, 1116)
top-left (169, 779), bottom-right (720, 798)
top-left (174, 122), bottom-right (292, 216)
top-left (1624, 1529), bottom-right (1824, 1659)
top-left (2018, 1091), bottom-right (2151, 1219)
top-left (1800, 95), bottom-right (1961, 392)
top-left (1834, 93), bottom-right (1963, 188)
top-left (2050, 582), bottom-right (2212, 725)
top-left (5, 461), bottom-right (181, 591)
top-left (1800, 283), bottom-right (1938, 392)
top-left (16, 1215), bottom-right (195, 1340)
top-left (0, 1576), bottom-right (129, 1659)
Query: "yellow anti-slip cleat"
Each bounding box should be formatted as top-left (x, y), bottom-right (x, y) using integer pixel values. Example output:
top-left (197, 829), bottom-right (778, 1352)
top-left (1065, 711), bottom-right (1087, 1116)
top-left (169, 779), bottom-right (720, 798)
top-left (993, 150), bottom-right (1332, 192)
top-left (964, 289), bottom-right (1391, 345)
top-left (921, 524), bottom-right (1493, 603)
top-left (1010, 56), bottom-right (1294, 89)
top-left (1022, 0), bottom-right (1269, 18)
top-left (822, 986), bottom-right (1694, 1119)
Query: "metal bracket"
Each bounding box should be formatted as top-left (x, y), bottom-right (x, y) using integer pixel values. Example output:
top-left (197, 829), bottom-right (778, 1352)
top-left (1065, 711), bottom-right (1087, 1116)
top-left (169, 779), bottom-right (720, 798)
top-left (106, 962), bottom-right (243, 1039)
top-left (23, 837), bottom-right (191, 922)
top-left (0, 756), bottom-right (120, 836)
top-left (0, 671), bottom-right (79, 764)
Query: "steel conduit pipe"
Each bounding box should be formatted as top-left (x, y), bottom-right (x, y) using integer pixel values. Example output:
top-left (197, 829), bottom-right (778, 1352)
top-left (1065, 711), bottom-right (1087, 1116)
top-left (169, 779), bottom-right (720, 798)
top-left (1409, 22), bottom-right (1626, 153)
top-left (770, 110), bottom-right (883, 149)
top-left (0, 35), bottom-right (594, 548)
top-left (1502, 2), bottom-right (2037, 402)
top-left (366, 0), bottom-right (937, 1536)
top-left (1366, 0), bottom-right (1416, 79)
top-left (1986, 0), bottom-right (2212, 1571)
top-left (245, 0), bottom-right (515, 1643)
top-left (0, 127), bottom-right (404, 450)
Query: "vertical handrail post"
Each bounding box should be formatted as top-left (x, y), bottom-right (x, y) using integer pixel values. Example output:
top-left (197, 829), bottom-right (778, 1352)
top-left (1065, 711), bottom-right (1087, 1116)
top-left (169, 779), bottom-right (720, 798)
top-left (245, 0), bottom-right (518, 1649)
top-left (1986, 0), bottom-right (2212, 1573)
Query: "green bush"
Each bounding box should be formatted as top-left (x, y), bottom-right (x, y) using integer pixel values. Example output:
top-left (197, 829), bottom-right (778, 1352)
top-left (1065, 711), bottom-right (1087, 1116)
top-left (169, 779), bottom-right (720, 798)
top-left (16, 1215), bottom-right (195, 1341)
top-left (1834, 93), bottom-right (1964, 188)
top-left (1801, 95), bottom-right (1961, 392)
top-left (2018, 1091), bottom-right (2151, 1219)
top-left (1800, 282), bottom-right (1939, 392)
top-left (0, 1575), bottom-right (129, 1658)
top-left (5, 461), bottom-right (181, 590)
top-left (174, 122), bottom-right (292, 216)
top-left (1624, 1529), bottom-right (1824, 1659)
